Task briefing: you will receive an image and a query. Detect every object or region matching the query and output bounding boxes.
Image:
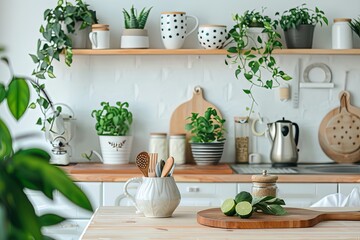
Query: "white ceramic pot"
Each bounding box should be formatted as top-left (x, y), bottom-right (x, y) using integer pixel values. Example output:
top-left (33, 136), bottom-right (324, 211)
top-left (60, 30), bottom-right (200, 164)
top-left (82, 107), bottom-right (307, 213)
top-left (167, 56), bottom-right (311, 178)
top-left (198, 25), bottom-right (228, 49)
top-left (121, 29), bottom-right (149, 49)
top-left (124, 177), bottom-right (181, 218)
top-left (65, 22), bottom-right (91, 49)
top-left (245, 27), bottom-right (269, 49)
top-left (97, 135), bottom-right (133, 164)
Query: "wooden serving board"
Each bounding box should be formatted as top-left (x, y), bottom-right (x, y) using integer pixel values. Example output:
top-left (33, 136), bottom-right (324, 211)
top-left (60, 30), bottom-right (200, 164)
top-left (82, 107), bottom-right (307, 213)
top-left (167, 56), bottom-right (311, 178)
top-left (169, 86), bottom-right (222, 164)
top-left (69, 163), bottom-right (233, 174)
top-left (197, 208), bottom-right (360, 229)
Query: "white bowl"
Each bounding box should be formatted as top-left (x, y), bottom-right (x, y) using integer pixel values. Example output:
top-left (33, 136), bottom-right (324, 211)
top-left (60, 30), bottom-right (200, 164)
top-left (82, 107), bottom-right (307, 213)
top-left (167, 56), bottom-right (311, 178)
top-left (198, 25), bottom-right (228, 49)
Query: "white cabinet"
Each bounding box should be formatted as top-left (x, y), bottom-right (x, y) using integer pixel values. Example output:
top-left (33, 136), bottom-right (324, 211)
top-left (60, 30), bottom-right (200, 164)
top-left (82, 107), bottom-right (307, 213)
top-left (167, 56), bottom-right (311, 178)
top-left (103, 182), bottom-right (237, 207)
top-left (26, 182), bottom-right (102, 240)
top-left (237, 183), bottom-right (337, 207)
top-left (338, 183), bottom-right (359, 195)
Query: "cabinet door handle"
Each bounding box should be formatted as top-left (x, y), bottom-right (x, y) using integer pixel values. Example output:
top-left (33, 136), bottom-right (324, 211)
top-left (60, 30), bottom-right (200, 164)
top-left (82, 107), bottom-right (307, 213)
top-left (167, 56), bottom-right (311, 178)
top-left (187, 186), bottom-right (200, 192)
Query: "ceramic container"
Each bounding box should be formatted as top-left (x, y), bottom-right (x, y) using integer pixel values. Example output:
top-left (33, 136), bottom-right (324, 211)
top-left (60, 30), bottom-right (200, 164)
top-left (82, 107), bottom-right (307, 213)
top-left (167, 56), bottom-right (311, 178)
top-left (96, 135), bottom-right (133, 164)
top-left (89, 24), bottom-right (110, 49)
top-left (160, 12), bottom-right (199, 49)
top-left (124, 177), bottom-right (181, 217)
top-left (197, 25), bottom-right (228, 49)
top-left (332, 18), bottom-right (353, 49)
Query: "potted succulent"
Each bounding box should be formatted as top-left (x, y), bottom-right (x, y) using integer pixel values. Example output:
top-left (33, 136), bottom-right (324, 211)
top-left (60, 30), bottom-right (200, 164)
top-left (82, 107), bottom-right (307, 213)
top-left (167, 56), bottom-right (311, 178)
top-left (121, 5), bottom-right (152, 48)
top-left (350, 17), bottom-right (360, 38)
top-left (30, 0), bottom-right (98, 80)
top-left (276, 4), bottom-right (328, 48)
top-left (226, 8), bottom-right (291, 115)
top-left (91, 101), bottom-right (133, 164)
top-left (185, 107), bottom-right (226, 165)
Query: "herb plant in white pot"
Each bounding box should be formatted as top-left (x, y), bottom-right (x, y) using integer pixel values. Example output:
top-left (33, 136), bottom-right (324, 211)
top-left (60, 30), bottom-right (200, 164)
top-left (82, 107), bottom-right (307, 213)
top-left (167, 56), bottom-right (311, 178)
top-left (185, 107), bottom-right (226, 165)
top-left (91, 101), bottom-right (133, 164)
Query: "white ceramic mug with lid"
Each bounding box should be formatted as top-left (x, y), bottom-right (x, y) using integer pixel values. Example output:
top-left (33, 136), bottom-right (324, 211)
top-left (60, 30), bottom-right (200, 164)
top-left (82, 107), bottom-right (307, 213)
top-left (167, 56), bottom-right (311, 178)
top-left (89, 24), bottom-right (110, 49)
top-left (160, 12), bottom-right (199, 49)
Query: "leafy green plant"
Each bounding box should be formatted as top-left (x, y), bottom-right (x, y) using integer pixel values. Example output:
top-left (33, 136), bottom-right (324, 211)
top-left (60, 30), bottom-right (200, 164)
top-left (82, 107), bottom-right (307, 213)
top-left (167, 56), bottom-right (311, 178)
top-left (276, 4), bottom-right (328, 31)
top-left (91, 101), bottom-right (133, 136)
top-left (185, 107), bottom-right (226, 143)
top-left (122, 5), bottom-right (152, 29)
top-left (225, 9), bottom-right (291, 114)
top-left (0, 49), bottom-right (93, 239)
top-left (30, 0), bottom-right (97, 80)
top-left (350, 16), bottom-right (360, 37)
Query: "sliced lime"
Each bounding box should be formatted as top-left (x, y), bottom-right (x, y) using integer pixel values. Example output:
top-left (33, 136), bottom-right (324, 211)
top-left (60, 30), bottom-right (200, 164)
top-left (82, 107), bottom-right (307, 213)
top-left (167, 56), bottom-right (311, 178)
top-left (221, 198), bottom-right (236, 216)
top-left (235, 201), bottom-right (253, 219)
top-left (235, 191), bottom-right (253, 204)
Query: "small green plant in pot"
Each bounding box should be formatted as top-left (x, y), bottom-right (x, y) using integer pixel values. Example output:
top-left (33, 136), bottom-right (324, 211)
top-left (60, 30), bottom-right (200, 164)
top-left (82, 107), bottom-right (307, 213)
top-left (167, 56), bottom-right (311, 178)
top-left (121, 5), bottom-right (152, 48)
top-left (90, 101), bottom-right (134, 164)
top-left (185, 107), bottom-right (226, 165)
top-left (276, 4), bottom-right (328, 48)
top-left (226, 8), bottom-right (291, 115)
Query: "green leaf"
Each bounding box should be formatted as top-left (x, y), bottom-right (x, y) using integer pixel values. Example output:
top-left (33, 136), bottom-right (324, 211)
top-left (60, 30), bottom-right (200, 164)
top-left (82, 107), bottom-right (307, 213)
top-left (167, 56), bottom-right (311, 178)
top-left (244, 73), bottom-right (253, 80)
top-left (39, 214), bottom-right (66, 227)
top-left (227, 47), bottom-right (238, 53)
top-left (281, 74), bottom-right (292, 81)
top-left (6, 77), bottom-right (30, 120)
top-left (266, 80), bottom-right (273, 89)
top-left (0, 83), bottom-right (6, 104)
top-left (0, 119), bottom-right (12, 159)
top-left (29, 54), bottom-right (39, 63)
top-left (243, 89), bottom-right (251, 94)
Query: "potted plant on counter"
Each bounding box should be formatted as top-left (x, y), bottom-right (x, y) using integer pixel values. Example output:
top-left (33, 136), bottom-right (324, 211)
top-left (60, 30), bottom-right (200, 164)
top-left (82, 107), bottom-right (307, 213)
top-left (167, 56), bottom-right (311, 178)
top-left (276, 4), bottom-right (328, 48)
top-left (121, 5), bottom-right (152, 48)
top-left (30, 0), bottom-right (98, 80)
top-left (91, 101), bottom-right (133, 164)
top-left (185, 107), bottom-right (226, 165)
top-left (226, 8), bottom-right (291, 115)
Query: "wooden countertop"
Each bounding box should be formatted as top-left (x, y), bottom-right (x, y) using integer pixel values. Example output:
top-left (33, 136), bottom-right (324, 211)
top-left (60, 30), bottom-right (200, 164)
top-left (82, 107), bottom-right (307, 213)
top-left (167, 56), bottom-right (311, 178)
top-left (80, 206), bottom-right (360, 239)
top-left (62, 163), bottom-right (360, 183)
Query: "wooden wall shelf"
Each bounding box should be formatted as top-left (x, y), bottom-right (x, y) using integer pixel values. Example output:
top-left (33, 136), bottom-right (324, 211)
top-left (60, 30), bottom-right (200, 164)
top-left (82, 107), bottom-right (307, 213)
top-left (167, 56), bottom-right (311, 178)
top-left (72, 48), bottom-right (360, 55)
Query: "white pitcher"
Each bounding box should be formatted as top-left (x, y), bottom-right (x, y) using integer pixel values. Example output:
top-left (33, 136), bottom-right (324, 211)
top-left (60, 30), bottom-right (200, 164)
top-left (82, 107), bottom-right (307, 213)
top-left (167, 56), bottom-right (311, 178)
top-left (124, 177), bottom-right (181, 217)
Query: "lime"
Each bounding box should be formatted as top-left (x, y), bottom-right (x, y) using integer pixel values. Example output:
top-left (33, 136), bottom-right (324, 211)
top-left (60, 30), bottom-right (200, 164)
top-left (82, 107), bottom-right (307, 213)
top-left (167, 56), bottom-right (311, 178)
top-left (235, 191), bottom-right (253, 204)
top-left (235, 201), bottom-right (253, 219)
top-left (221, 198), bottom-right (236, 216)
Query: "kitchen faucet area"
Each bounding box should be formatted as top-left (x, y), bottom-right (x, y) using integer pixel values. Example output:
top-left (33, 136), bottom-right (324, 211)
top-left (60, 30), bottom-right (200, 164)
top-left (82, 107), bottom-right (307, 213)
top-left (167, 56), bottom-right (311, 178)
top-left (1, 0), bottom-right (360, 239)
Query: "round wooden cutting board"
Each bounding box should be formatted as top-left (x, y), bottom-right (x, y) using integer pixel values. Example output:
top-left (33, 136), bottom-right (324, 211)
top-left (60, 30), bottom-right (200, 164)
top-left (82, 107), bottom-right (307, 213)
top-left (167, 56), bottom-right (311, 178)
top-left (197, 208), bottom-right (360, 229)
top-left (169, 86), bottom-right (222, 164)
top-left (318, 91), bottom-right (360, 163)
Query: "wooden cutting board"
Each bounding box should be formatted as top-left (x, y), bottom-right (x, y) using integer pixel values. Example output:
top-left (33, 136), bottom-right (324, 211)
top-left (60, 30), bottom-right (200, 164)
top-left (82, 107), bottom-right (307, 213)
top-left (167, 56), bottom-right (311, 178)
top-left (169, 86), bottom-right (222, 164)
top-left (197, 208), bottom-right (360, 229)
top-left (318, 91), bottom-right (360, 163)
top-left (69, 163), bottom-right (233, 174)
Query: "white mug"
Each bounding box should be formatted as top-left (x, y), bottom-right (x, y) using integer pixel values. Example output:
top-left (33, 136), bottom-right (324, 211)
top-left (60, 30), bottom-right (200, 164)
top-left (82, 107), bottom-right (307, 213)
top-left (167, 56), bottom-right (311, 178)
top-left (160, 12), bottom-right (199, 49)
top-left (89, 30), bottom-right (110, 49)
top-left (124, 177), bottom-right (181, 217)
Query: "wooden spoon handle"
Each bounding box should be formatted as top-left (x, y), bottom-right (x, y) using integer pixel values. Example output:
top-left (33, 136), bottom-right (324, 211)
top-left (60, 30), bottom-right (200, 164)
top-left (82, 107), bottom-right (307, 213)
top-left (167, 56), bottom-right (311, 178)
top-left (161, 157), bottom-right (174, 177)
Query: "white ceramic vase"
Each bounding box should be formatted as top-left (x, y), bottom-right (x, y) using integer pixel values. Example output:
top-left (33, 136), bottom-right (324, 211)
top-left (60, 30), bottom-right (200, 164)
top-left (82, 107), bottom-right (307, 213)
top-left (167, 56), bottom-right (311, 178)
top-left (124, 177), bottom-right (181, 218)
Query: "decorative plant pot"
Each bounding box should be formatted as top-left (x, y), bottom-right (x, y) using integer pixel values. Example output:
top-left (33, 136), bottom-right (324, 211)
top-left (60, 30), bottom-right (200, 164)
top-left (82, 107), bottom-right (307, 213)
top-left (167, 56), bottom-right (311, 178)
top-left (98, 135), bottom-right (133, 164)
top-left (65, 22), bottom-right (91, 49)
top-left (284, 24), bottom-right (315, 49)
top-left (245, 27), bottom-right (269, 49)
top-left (121, 29), bottom-right (149, 49)
top-left (190, 142), bottom-right (225, 165)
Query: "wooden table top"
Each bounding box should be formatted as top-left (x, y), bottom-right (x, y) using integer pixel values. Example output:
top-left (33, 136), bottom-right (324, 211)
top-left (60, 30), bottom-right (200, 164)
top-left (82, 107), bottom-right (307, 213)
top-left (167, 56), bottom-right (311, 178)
top-left (80, 206), bottom-right (360, 239)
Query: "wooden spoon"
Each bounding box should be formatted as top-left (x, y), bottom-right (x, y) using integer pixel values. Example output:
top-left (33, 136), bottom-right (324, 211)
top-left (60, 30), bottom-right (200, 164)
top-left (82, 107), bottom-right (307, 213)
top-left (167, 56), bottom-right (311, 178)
top-left (135, 152), bottom-right (149, 177)
top-left (161, 156), bottom-right (175, 177)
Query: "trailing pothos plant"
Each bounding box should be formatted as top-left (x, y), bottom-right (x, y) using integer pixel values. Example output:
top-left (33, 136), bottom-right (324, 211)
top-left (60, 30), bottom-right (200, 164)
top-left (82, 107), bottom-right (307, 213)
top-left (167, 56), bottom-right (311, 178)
top-left (225, 9), bottom-right (292, 114)
top-left (29, 0), bottom-right (97, 130)
top-left (185, 107), bottom-right (226, 143)
top-left (0, 49), bottom-right (93, 239)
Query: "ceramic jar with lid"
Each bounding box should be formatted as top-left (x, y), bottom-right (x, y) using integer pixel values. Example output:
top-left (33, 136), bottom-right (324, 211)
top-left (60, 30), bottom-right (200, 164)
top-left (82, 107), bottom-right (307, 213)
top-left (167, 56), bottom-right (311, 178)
top-left (332, 18), bottom-right (353, 49)
top-left (169, 133), bottom-right (186, 165)
top-left (251, 170), bottom-right (278, 197)
top-left (149, 133), bottom-right (168, 161)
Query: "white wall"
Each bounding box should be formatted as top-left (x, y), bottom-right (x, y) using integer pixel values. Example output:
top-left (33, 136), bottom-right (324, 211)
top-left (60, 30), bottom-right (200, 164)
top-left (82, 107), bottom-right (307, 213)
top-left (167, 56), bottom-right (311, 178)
top-left (1, 0), bottom-right (360, 164)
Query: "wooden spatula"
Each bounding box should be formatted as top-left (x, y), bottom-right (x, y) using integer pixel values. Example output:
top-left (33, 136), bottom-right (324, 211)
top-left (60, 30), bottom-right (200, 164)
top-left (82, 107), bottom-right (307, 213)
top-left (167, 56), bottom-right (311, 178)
top-left (135, 152), bottom-right (149, 177)
top-left (161, 157), bottom-right (175, 177)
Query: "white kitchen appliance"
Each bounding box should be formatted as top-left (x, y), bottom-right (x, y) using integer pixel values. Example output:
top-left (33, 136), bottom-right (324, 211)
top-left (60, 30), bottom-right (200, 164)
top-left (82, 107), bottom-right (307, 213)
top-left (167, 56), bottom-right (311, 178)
top-left (45, 104), bottom-right (75, 165)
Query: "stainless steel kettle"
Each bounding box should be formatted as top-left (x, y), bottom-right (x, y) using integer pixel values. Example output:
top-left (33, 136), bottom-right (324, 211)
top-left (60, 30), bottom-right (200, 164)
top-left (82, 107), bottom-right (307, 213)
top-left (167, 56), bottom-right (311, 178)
top-left (267, 118), bottom-right (299, 167)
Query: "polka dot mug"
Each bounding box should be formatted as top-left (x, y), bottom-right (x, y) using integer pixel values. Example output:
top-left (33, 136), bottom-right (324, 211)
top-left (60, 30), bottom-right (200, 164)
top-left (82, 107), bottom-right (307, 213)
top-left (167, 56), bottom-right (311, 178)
top-left (160, 12), bottom-right (199, 49)
top-left (198, 25), bottom-right (229, 49)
